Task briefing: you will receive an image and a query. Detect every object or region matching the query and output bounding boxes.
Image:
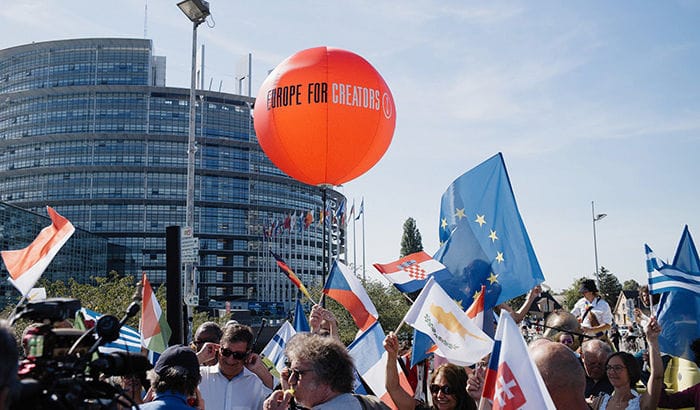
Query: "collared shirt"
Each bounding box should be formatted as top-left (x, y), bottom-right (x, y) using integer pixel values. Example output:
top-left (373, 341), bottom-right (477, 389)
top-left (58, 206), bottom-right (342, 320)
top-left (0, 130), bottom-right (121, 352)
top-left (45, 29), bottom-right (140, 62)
top-left (571, 296), bottom-right (613, 331)
top-left (199, 364), bottom-right (272, 410)
top-left (140, 391), bottom-right (192, 410)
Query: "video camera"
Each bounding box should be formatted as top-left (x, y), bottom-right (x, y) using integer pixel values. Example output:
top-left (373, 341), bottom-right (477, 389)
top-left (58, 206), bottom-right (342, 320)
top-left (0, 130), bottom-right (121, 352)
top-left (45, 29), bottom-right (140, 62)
top-left (9, 297), bottom-right (151, 409)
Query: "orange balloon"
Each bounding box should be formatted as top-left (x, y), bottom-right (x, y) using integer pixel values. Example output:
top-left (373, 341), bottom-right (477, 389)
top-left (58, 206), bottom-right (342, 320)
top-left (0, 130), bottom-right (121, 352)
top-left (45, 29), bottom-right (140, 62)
top-left (253, 46), bottom-right (396, 186)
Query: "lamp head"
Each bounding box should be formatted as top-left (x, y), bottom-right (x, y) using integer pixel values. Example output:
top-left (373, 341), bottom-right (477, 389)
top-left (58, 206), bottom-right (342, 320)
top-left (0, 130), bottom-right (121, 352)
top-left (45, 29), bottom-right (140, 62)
top-left (177, 0), bottom-right (210, 24)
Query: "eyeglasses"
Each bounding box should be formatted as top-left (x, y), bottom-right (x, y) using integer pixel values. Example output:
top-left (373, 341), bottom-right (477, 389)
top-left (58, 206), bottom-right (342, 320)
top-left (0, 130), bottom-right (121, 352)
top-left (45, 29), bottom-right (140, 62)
top-left (289, 368), bottom-right (314, 380)
top-left (430, 384), bottom-right (455, 395)
top-left (606, 365), bottom-right (626, 373)
top-left (219, 348), bottom-right (249, 360)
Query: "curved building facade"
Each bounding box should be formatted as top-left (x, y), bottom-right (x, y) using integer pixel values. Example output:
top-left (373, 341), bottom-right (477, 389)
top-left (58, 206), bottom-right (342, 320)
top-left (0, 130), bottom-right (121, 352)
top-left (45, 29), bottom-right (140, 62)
top-left (0, 38), bottom-right (345, 312)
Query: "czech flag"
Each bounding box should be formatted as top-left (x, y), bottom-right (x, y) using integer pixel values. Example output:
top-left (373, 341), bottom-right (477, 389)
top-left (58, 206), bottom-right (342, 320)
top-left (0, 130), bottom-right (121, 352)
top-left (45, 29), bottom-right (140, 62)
top-left (323, 260), bottom-right (378, 332)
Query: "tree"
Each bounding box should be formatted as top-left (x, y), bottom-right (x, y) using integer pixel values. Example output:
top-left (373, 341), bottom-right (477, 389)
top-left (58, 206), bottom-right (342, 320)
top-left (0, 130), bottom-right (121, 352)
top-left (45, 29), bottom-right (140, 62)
top-left (562, 268), bottom-right (622, 310)
top-left (400, 217), bottom-right (423, 257)
top-left (622, 279), bottom-right (641, 291)
top-left (598, 266), bottom-right (622, 307)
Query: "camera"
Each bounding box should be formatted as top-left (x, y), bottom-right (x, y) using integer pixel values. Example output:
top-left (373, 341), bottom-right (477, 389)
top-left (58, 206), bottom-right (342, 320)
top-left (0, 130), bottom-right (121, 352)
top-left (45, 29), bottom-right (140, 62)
top-left (9, 298), bottom-right (150, 409)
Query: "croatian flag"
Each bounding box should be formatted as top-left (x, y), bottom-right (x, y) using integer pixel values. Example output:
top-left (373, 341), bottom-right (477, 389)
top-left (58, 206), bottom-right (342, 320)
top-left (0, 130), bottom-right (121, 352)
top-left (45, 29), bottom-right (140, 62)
top-left (2, 206), bottom-right (75, 296)
top-left (323, 260), bottom-right (378, 332)
top-left (348, 321), bottom-right (412, 409)
top-left (373, 251), bottom-right (451, 294)
top-left (480, 311), bottom-right (555, 410)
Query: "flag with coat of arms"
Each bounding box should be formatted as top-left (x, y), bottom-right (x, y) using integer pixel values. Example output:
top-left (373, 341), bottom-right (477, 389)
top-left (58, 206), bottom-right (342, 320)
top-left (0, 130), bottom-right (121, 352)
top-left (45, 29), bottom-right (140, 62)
top-left (373, 251), bottom-right (452, 294)
top-left (480, 311), bottom-right (555, 410)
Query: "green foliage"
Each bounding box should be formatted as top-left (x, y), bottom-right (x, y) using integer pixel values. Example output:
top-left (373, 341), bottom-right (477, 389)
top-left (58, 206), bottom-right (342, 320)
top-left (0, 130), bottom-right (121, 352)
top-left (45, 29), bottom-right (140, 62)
top-left (598, 267), bottom-right (622, 307)
top-left (43, 271), bottom-right (141, 328)
top-left (400, 217), bottom-right (423, 258)
top-left (309, 279), bottom-right (411, 345)
top-left (561, 268), bottom-right (622, 310)
top-left (622, 279), bottom-right (641, 291)
top-left (562, 277), bottom-right (588, 310)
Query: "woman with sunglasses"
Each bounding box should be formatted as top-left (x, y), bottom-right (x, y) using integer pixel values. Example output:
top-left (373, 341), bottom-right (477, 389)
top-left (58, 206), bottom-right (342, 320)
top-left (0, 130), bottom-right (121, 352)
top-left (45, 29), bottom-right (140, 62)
top-left (591, 317), bottom-right (662, 410)
top-left (384, 333), bottom-right (476, 410)
top-left (429, 364), bottom-right (476, 410)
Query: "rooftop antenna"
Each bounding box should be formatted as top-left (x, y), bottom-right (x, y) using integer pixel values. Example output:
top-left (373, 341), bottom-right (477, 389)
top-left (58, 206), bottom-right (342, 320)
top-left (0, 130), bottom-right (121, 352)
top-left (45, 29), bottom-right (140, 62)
top-left (143, 0), bottom-right (148, 38)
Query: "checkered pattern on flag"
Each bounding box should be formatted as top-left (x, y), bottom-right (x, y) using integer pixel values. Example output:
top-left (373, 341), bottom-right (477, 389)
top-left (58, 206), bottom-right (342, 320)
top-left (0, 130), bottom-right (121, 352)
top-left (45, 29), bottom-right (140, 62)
top-left (373, 251), bottom-right (451, 294)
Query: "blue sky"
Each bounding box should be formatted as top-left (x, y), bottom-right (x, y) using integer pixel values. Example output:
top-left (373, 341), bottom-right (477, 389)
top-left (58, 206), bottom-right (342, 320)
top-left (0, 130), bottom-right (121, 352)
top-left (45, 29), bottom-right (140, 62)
top-left (2, 1), bottom-right (699, 292)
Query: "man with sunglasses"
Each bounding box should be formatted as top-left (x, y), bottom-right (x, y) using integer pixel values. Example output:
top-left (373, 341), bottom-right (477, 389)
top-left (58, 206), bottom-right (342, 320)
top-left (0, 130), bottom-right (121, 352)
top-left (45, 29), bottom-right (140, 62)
top-left (199, 323), bottom-right (274, 410)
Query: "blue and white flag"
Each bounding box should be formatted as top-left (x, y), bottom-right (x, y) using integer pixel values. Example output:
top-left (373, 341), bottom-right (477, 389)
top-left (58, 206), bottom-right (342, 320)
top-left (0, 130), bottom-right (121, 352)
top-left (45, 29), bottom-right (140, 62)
top-left (434, 153), bottom-right (545, 311)
top-left (646, 243), bottom-right (700, 295)
top-left (655, 226), bottom-right (700, 361)
top-left (78, 308), bottom-right (141, 354)
top-left (261, 321), bottom-right (296, 374)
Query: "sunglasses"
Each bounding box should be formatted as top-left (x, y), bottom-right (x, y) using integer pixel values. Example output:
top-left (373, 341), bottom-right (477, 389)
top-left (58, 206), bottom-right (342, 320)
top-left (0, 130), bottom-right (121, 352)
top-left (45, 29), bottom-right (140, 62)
top-left (219, 348), bottom-right (250, 360)
top-left (430, 384), bottom-right (455, 395)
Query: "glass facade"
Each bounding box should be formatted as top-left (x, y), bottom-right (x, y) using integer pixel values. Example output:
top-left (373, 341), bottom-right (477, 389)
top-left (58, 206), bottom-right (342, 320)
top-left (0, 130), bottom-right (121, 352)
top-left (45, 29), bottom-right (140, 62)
top-left (0, 38), bottom-right (345, 312)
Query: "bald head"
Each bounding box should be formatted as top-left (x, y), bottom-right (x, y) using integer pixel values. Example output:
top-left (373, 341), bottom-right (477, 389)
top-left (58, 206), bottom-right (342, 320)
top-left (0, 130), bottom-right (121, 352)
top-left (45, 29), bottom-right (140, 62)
top-left (530, 341), bottom-right (587, 409)
top-left (581, 339), bottom-right (612, 380)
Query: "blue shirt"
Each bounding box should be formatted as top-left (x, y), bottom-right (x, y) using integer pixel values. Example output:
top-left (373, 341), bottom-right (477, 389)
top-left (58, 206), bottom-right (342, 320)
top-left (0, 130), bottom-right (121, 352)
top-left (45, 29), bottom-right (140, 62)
top-left (140, 391), bottom-right (193, 410)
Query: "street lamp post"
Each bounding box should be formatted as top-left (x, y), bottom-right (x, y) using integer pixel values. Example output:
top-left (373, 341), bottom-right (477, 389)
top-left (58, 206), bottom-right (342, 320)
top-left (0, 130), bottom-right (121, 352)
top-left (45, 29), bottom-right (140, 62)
top-left (591, 201), bottom-right (607, 290)
top-left (178, 0), bottom-right (210, 340)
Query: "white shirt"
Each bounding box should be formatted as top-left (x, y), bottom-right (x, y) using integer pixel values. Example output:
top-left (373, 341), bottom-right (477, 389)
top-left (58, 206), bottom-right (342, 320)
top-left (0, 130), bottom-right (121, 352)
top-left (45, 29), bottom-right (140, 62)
top-left (199, 365), bottom-right (272, 410)
top-left (571, 296), bottom-right (613, 332)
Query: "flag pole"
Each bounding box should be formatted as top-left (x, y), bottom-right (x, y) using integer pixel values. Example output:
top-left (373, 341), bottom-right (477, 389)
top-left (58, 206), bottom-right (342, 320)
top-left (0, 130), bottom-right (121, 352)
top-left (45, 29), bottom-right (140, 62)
top-left (353, 199), bottom-right (357, 275)
top-left (361, 200), bottom-right (366, 281)
top-left (7, 294), bottom-right (28, 324)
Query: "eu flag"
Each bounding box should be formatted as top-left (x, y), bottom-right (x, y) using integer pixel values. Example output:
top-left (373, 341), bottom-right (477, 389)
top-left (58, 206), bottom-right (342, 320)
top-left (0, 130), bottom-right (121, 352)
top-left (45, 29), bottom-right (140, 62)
top-left (433, 153), bottom-right (545, 310)
top-left (657, 225), bottom-right (700, 360)
top-left (293, 298), bottom-right (310, 332)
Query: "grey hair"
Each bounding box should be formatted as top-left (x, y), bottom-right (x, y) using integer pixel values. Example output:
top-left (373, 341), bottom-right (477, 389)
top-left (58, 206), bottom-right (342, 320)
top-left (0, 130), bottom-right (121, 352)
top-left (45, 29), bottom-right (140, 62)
top-left (285, 333), bottom-right (355, 393)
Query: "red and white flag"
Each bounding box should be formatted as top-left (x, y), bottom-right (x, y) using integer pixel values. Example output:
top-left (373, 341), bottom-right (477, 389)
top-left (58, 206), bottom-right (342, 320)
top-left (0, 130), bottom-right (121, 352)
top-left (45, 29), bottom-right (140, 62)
top-left (373, 251), bottom-right (450, 294)
top-left (480, 311), bottom-right (555, 410)
top-left (2, 206), bottom-right (75, 296)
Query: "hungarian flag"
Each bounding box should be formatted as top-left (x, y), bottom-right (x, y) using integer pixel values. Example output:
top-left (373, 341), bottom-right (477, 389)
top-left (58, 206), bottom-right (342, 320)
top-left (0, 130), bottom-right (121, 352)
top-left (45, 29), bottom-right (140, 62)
top-left (271, 250), bottom-right (312, 301)
top-left (140, 272), bottom-right (171, 353)
top-left (2, 206), bottom-right (75, 296)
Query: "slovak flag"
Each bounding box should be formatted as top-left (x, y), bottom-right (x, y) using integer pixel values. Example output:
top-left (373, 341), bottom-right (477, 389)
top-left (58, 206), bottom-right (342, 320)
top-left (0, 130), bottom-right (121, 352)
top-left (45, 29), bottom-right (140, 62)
top-left (348, 321), bottom-right (413, 410)
top-left (480, 311), bottom-right (555, 410)
top-left (373, 251), bottom-right (452, 294)
top-left (2, 206), bottom-right (75, 296)
top-left (323, 260), bottom-right (378, 332)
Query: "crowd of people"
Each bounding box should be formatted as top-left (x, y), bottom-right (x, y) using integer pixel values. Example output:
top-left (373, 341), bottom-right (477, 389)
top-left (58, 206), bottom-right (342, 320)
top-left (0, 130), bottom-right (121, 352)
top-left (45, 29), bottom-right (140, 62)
top-left (0, 280), bottom-right (698, 410)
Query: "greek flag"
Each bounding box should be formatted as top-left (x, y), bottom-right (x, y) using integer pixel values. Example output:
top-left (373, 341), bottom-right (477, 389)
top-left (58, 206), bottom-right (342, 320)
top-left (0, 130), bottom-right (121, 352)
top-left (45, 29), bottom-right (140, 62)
top-left (646, 244), bottom-right (700, 295)
top-left (77, 307), bottom-right (142, 354)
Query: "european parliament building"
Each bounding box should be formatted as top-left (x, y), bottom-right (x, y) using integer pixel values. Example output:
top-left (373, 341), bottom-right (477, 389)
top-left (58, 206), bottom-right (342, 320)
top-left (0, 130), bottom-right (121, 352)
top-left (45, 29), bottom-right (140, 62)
top-left (0, 38), bottom-right (345, 313)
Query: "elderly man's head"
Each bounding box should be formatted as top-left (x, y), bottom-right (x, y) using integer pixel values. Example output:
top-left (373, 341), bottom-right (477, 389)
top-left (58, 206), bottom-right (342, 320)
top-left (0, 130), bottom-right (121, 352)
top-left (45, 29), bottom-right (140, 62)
top-left (581, 339), bottom-right (612, 381)
top-left (284, 333), bottom-right (355, 408)
top-left (530, 340), bottom-right (588, 409)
